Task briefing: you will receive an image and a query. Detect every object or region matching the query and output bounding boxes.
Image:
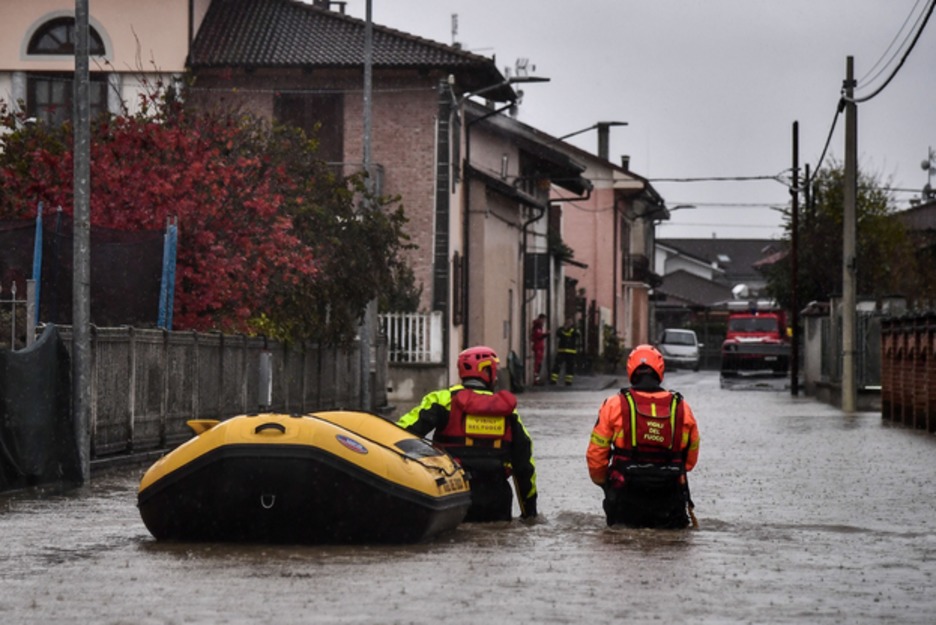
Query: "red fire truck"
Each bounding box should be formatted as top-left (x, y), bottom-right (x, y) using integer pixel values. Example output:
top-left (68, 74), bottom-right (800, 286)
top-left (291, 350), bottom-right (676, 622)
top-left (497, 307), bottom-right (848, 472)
top-left (720, 301), bottom-right (790, 384)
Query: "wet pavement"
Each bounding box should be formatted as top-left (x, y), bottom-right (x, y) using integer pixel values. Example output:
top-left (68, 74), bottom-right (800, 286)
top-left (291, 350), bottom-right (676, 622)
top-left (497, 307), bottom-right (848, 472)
top-left (2, 369), bottom-right (935, 624)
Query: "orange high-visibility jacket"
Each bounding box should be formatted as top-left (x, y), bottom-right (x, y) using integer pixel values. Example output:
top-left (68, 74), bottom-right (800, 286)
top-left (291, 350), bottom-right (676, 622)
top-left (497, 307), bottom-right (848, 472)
top-left (587, 389), bottom-right (700, 485)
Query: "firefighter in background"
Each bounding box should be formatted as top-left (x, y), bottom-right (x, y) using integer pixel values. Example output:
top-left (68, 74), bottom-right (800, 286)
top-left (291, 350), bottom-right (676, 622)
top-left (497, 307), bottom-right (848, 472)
top-left (530, 313), bottom-right (548, 385)
top-left (550, 317), bottom-right (579, 386)
top-left (586, 344), bottom-right (700, 528)
top-left (396, 346), bottom-right (538, 522)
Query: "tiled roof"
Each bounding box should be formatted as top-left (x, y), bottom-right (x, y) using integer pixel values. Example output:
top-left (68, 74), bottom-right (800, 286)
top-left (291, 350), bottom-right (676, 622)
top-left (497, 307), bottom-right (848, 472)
top-left (191, 0), bottom-right (507, 94)
top-left (657, 269), bottom-right (734, 308)
top-left (659, 238), bottom-right (782, 283)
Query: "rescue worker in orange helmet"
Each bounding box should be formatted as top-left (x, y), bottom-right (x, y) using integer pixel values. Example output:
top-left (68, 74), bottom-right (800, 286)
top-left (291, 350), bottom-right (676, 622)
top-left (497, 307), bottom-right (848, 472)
top-left (396, 346), bottom-right (538, 522)
top-left (586, 344), bottom-right (700, 528)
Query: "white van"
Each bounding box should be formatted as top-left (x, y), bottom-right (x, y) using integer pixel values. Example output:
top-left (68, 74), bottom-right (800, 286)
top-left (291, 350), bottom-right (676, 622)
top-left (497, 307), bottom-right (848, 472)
top-left (657, 329), bottom-right (702, 372)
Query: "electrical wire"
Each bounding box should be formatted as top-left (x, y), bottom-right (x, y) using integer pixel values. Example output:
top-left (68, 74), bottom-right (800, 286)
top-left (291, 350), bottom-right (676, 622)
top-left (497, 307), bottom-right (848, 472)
top-left (847, 0), bottom-right (936, 103)
top-left (857, 0), bottom-right (927, 87)
top-left (809, 100), bottom-right (844, 183)
top-left (647, 175), bottom-right (784, 183)
top-left (657, 221), bottom-right (783, 230)
top-left (809, 0), bottom-right (934, 185)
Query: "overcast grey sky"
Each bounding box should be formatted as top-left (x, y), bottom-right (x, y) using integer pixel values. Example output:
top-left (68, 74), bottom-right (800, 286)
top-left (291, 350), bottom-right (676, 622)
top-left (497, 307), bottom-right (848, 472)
top-left (344, 0), bottom-right (936, 240)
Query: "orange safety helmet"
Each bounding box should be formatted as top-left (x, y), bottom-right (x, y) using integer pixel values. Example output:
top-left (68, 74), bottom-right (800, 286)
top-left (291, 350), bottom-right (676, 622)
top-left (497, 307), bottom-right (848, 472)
top-left (457, 345), bottom-right (499, 386)
top-left (626, 344), bottom-right (665, 382)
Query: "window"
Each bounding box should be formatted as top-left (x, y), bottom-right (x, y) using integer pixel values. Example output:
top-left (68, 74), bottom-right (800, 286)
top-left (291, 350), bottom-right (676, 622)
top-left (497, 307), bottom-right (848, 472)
top-left (28, 17), bottom-right (106, 56)
top-left (27, 73), bottom-right (108, 126)
top-left (274, 92), bottom-right (344, 165)
top-left (25, 17), bottom-right (109, 125)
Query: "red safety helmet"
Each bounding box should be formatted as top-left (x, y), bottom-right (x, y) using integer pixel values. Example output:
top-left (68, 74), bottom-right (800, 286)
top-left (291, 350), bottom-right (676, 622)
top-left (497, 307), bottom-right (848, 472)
top-left (626, 344), bottom-right (665, 382)
top-left (457, 345), bottom-right (499, 386)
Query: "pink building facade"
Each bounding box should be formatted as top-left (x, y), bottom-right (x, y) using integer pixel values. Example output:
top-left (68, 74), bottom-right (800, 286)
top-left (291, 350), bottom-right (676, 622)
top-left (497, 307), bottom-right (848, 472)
top-left (551, 145), bottom-right (666, 362)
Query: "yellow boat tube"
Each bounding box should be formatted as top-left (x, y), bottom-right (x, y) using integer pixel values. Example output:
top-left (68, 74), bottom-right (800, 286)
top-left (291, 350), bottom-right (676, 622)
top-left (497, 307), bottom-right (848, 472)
top-left (138, 411), bottom-right (471, 544)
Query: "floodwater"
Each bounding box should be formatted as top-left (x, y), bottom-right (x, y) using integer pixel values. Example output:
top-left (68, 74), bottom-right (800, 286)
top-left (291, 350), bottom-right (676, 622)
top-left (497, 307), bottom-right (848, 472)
top-left (2, 370), bottom-right (935, 624)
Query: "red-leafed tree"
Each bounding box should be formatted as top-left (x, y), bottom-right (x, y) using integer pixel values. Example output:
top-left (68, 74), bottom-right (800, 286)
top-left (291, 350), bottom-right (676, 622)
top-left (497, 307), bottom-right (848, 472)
top-left (0, 87), bottom-right (414, 342)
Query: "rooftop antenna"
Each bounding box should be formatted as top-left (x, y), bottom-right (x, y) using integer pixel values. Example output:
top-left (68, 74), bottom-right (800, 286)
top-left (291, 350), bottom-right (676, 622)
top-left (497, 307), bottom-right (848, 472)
top-left (922, 146), bottom-right (935, 200)
top-left (514, 57), bottom-right (535, 78)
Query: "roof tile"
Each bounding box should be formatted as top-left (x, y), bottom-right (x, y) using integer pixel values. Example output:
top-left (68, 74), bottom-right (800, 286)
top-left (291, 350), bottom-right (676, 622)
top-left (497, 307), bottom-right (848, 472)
top-left (192, 0), bottom-right (501, 74)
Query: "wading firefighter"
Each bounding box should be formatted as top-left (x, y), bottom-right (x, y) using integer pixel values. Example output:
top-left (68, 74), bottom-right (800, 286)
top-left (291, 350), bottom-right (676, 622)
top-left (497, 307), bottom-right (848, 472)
top-left (396, 346), bottom-right (538, 522)
top-left (550, 317), bottom-right (579, 385)
top-left (587, 344), bottom-right (700, 528)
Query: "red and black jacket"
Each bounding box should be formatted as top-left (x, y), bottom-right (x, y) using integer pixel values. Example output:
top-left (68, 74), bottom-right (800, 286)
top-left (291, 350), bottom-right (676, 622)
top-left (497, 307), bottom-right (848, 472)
top-left (610, 389), bottom-right (686, 487)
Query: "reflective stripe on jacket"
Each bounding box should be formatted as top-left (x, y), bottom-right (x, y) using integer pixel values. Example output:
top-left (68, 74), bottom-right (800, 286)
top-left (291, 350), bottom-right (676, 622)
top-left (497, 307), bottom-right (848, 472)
top-left (396, 385), bottom-right (538, 503)
top-left (587, 388), bottom-right (700, 485)
top-left (435, 388), bottom-right (517, 449)
top-left (557, 327), bottom-right (578, 354)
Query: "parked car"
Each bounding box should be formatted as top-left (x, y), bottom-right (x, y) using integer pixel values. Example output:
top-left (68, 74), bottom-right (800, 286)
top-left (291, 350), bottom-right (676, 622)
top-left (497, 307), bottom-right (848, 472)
top-left (657, 328), bottom-right (702, 372)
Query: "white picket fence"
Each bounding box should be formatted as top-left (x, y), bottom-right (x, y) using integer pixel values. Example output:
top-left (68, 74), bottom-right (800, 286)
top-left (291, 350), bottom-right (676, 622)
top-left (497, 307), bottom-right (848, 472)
top-left (380, 311), bottom-right (443, 363)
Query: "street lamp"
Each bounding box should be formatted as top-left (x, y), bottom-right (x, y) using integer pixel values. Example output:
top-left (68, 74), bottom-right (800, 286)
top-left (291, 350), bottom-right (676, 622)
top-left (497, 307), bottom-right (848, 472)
top-left (557, 121), bottom-right (629, 140)
top-left (557, 121), bottom-right (628, 161)
top-left (655, 204), bottom-right (695, 223)
top-left (668, 203), bottom-right (696, 214)
top-left (457, 74), bottom-right (550, 107)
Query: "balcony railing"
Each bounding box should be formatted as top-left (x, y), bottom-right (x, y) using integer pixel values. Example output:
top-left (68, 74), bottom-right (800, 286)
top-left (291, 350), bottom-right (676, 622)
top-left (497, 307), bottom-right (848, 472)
top-left (380, 311), bottom-right (443, 364)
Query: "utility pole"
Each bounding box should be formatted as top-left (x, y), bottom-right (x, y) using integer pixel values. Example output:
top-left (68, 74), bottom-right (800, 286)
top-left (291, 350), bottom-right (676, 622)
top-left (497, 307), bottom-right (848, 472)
top-left (790, 121), bottom-right (800, 396)
top-left (804, 164), bottom-right (812, 228)
top-left (74, 0), bottom-right (92, 482)
top-left (360, 0), bottom-right (374, 411)
top-left (842, 56), bottom-right (857, 413)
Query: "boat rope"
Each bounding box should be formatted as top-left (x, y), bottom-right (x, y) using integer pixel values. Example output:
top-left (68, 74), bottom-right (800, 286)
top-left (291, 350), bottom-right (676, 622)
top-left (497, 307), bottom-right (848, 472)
top-left (306, 413), bottom-right (463, 478)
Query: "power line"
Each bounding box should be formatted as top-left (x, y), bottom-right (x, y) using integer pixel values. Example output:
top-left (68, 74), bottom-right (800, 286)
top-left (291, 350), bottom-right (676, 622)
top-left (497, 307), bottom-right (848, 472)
top-left (657, 221), bottom-right (782, 230)
top-left (646, 174), bottom-right (785, 183)
top-left (810, 100), bottom-right (843, 180)
top-left (847, 0), bottom-right (936, 103)
top-left (668, 201), bottom-right (789, 208)
top-left (857, 0), bottom-right (927, 86)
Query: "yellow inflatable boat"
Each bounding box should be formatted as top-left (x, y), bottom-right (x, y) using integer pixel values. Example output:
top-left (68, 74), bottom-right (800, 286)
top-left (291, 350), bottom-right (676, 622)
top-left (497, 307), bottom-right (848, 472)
top-left (138, 411), bottom-right (471, 544)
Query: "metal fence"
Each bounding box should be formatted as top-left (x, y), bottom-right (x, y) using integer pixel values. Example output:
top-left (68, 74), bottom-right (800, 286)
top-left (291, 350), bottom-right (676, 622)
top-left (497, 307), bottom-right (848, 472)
top-left (380, 311), bottom-right (443, 363)
top-left (818, 309), bottom-right (882, 389)
top-left (53, 326), bottom-right (385, 459)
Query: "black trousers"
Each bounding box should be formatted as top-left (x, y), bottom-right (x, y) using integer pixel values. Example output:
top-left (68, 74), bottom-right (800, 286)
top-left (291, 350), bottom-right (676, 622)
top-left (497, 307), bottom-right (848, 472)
top-left (551, 352), bottom-right (576, 382)
top-left (602, 484), bottom-right (689, 529)
top-left (464, 470), bottom-right (513, 522)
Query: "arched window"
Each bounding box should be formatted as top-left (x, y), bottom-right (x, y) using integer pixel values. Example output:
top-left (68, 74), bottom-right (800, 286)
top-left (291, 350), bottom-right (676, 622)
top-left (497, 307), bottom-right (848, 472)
top-left (27, 17), bottom-right (106, 56)
top-left (25, 17), bottom-right (108, 125)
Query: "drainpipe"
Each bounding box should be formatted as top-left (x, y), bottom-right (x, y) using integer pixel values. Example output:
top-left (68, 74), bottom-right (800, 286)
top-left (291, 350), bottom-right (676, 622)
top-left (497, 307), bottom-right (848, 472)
top-left (613, 200), bottom-right (619, 337)
top-left (461, 119), bottom-right (472, 351)
top-left (521, 202), bottom-right (548, 383)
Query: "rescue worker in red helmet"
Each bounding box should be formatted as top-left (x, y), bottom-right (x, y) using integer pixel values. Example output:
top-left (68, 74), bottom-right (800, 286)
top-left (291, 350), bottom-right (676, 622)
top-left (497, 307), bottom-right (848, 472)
top-left (586, 344), bottom-right (700, 528)
top-left (396, 346), bottom-right (538, 522)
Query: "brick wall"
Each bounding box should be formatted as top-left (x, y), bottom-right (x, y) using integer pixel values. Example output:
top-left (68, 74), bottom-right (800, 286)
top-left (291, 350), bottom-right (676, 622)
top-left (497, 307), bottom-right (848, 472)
top-left (881, 313), bottom-right (936, 432)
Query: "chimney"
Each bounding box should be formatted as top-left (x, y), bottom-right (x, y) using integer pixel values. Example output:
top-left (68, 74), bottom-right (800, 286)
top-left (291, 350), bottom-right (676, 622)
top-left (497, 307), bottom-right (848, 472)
top-left (312, 0), bottom-right (347, 13)
top-left (620, 155), bottom-right (630, 171)
top-left (597, 124), bottom-right (610, 160)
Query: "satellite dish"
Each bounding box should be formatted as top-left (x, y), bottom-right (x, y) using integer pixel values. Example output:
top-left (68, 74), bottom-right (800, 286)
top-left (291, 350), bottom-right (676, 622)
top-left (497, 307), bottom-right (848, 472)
top-left (732, 284), bottom-right (749, 299)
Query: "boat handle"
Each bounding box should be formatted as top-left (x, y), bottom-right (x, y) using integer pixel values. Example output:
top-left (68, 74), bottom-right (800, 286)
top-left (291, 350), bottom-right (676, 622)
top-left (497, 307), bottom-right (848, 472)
top-left (254, 422), bottom-right (286, 435)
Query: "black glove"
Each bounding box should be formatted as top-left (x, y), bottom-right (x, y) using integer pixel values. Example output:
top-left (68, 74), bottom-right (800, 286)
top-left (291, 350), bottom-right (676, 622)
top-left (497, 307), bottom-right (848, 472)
top-left (521, 495), bottom-right (538, 519)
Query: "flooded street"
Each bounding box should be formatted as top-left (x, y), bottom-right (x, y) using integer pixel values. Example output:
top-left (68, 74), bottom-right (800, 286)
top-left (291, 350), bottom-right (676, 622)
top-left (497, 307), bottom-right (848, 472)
top-left (2, 370), bottom-right (936, 624)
